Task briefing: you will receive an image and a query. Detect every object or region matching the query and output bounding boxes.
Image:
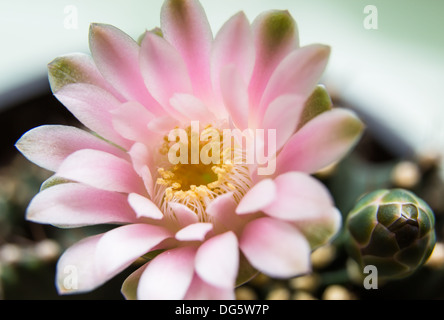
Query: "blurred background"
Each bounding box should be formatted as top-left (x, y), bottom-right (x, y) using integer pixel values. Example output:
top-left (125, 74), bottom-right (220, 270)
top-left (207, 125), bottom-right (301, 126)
top-left (0, 0), bottom-right (443, 299)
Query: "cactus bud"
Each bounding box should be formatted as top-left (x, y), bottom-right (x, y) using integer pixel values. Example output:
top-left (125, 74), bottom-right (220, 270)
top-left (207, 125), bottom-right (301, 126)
top-left (345, 189), bottom-right (436, 279)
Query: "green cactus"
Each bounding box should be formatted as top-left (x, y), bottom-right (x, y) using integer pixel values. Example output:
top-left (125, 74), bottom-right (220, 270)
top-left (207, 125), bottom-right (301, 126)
top-left (345, 189), bottom-right (436, 279)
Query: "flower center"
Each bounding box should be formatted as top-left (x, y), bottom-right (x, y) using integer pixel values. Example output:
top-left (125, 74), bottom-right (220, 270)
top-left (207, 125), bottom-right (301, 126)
top-left (153, 124), bottom-right (252, 222)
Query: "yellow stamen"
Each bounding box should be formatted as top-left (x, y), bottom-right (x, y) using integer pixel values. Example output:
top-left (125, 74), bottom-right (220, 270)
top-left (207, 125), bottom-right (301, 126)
top-left (153, 123), bottom-right (252, 222)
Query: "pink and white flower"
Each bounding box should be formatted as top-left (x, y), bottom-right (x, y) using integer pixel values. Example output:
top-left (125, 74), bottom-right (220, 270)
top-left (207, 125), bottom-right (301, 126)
top-left (16, 0), bottom-right (363, 299)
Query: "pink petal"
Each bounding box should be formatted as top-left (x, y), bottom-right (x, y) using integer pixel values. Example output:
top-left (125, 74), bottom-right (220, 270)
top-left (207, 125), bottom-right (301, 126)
top-left (249, 10), bottom-right (298, 109)
top-left (175, 223), bottom-right (213, 241)
top-left (128, 142), bottom-right (154, 176)
top-left (195, 231), bottom-right (239, 288)
top-left (169, 93), bottom-right (214, 122)
top-left (147, 115), bottom-right (180, 134)
top-left (27, 183), bottom-right (138, 228)
top-left (57, 149), bottom-right (144, 194)
top-left (56, 234), bottom-right (106, 294)
top-left (48, 53), bottom-right (125, 100)
top-left (111, 101), bottom-right (155, 143)
top-left (240, 217), bottom-right (311, 278)
top-left (169, 202), bottom-right (199, 228)
top-left (54, 83), bottom-right (131, 149)
top-left (185, 274), bottom-right (235, 300)
top-left (261, 94), bottom-right (306, 151)
top-left (211, 12), bottom-right (255, 100)
top-left (15, 125), bottom-right (126, 172)
top-left (139, 165), bottom-right (155, 199)
top-left (259, 44), bottom-right (330, 116)
top-left (128, 193), bottom-right (164, 220)
top-left (95, 224), bottom-right (172, 279)
top-left (88, 23), bottom-right (164, 115)
top-left (206, 192), bottom-right (243, 233)
top-left (236, 179), bottom-right (277, 214)
top-left (220, 65), bottom-right (250, 129)
top-left (160, 0), bottom-right (213, 100)
top-left (137, 246), bottom-right (197, 300)
top-left (139, 31), bottom-right (192, 116)
top-left (263, 172), bottom-right (333, 221)
top-left (128, 143), bottom-right (155, 197)
top-left (275, 108), bottom-right (364, 175)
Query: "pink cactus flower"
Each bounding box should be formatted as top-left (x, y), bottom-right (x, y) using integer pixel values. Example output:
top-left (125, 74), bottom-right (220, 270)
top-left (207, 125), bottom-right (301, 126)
top-left (16, 0), bottom-right (363, 299)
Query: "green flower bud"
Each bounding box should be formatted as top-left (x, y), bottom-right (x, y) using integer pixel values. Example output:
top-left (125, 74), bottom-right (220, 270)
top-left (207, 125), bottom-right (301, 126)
top-left (345, 189), bottom-right (436, 279)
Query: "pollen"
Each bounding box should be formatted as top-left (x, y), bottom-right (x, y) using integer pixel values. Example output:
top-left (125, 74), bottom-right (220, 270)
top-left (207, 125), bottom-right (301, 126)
top-left (153, 123), bottom-right (252, 222)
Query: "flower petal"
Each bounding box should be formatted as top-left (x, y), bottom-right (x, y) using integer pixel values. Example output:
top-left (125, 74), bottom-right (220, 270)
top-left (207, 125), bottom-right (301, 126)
top-left (111, 101), bottom-right (155, 143)
top-left (54, 83), bottom-right (131, 149)
top-left (169, 202), bottom-right (199, 227)
top-left (15, 125), bottom-right (126, 172)
top-left (261, 94), bottom-right (306, 151)
top-left (161, 0), bottom-right (213, 100)
top-left (128, 143), bottom-right (155, 197)
top-left (211, 11), bottom-right (255, 100)
top-left (240, 217), bottom-right (311, 278)
top-left (147, 115), bottom-right (181, 134)
top-left (139, 31), bottom-right (192, 115)
top-left (128, 142), bottom-right (154, 176)
top-left (275, 108), bottom-right (364, 175)
top-left (220, 65), bottom-right (250, 129)
top-left (236, 178), bottom-right (276, 215)
top-left (27, 183), bottom-right (138, 228)
top-left (137, 246), bottom-right (197, 300)
top-left (88, 23), bottom-right (163, 115)
top-left (249, 10), bottom-right (298, 108)
top-left (175, 223), bottom-right (213, 241)
top-left (263, 172), bottom-right (333, 221)
top-left (185, 273), bottom-right (235, 300)
top-left (195, 231), bottom-right (239, 288)
top-left (128, 193), bottom-right (164, 220)
top-left (95, 224), bottom-right (172, 279)
top-left (297, 84), bottom-right (332, 130)
top-left (47, 53), bottom-right (124, 100)
top-left (169, 93), bottom-right (214, 122)
top-left (56, 234), bottom-right (105, 294)
top-left (259, 44), bottom-right (330, 116)
top-left (260, 173), bottom-right (343, 249)
top-left (206, 192), bottom-right (243, 233)
top-left (57, 149), bottom-right (144, 194)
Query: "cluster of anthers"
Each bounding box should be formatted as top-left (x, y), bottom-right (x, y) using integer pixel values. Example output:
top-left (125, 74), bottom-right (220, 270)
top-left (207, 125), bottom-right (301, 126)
top-left (153, 124), bottom-right (252, 222)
